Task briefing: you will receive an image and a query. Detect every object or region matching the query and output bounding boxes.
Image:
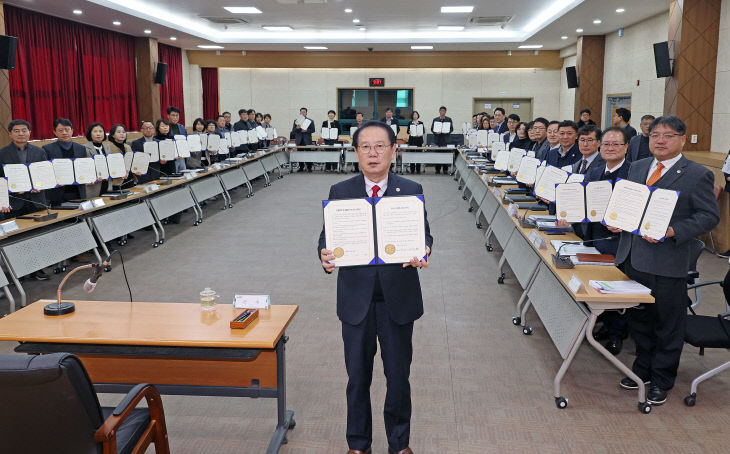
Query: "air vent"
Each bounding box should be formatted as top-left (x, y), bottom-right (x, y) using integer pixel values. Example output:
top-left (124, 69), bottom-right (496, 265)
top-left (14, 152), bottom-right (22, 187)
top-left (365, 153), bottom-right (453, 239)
top-left (469, 16), bottom-right (513, 26)
top-left (200, 17), bottom-right (249, 25)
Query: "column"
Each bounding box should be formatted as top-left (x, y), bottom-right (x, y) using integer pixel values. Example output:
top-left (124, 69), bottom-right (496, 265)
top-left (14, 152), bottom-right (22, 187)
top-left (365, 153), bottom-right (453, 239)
top-left (573, 35), bottom-right (605, 127)
top-left (135, 37), bottom-right (161, 123)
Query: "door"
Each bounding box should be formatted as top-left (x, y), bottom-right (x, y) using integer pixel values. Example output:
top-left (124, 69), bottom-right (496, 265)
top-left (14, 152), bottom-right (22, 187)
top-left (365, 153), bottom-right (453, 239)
top-left (473, 98), bottom-right (533, 123)
top-left (605, 94), bottom-right (631, 127)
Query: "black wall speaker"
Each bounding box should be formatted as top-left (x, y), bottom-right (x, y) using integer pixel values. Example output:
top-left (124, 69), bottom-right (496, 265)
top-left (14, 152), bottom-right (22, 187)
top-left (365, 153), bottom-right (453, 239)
top-left (154, 62), bottom-right (168, 84)
top-left (653, 41), bottom-right (672, 78)
top-left (0, 35), bottom-right (18, 70)
top-left (566, 66), bottom-right (578, 89)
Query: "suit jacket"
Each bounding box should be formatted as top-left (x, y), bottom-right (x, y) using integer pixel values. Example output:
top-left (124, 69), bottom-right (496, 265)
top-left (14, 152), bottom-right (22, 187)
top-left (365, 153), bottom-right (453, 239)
top-left (545, 142), bottom-right (581, 168)
top-left (380, 117), bottom-right (400, 136)
top-left (627, 134), bottom-right (652, 162)
top-left (42, 141), bottom-right (88, 205)
top-left (0, 143), bottom-right (48, 214)
top-left (494, 122), bottom-right (509, 134)
top-left (571, 153), bottom-right (605, 175)
top-left (532, 139), bottom-right (551, 161)
top-left (431, 116), bottom-right (453, 146)
top-left (615, 156), bottom-right (719, 278)
top-left (292, 117), bottom-right (315, 145)
top-left (318, 173), bottom-right (434, 325)
top-left (623, 124), bottom-right (637, 139)
top-left (233, 120), bottom-right (249, 131)
top-left (170, 123), bottom-right (186, 137)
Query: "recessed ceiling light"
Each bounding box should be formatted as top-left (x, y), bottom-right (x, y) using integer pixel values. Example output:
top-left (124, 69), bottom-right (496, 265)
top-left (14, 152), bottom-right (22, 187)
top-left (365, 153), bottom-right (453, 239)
top-left (440, 6), bottom-right (474, 13)
top-left (616, 8), bottom-right (625, 13)
top-left (593, 19), bottom-right (602, 24)
top-left (438, 25), bottom-right (465, 31)
top-left (170, 37), bottom-right (177, 41)
top-left (353, 18), bottom-right (360, 23)
top-left (344, 8), bottom-right (352, 13)
top-left (73, 9), bottom-right (82, 15)
top-left (576, 28), bottom-right (583, 33)
top-left (144, 29), bottom-right (152, 34)
top-left (198, 45), bottom-right (224, 49)
top-left (359, 27), bottom-right (367, 31)
top-left (411, 45), bottom-right (434, 50)
top-left (112, 21), bottom-right (121, 26)
top-left (262, 26), bottom-right (293, 31)
top-left (561, 36), bottom-right (568, 40)
top-left (518, 45), bottom-right (543, 49)
top-left (223, 7), bottom-right (262, 14)
top-left (304, 46), bottom-right (328, 50)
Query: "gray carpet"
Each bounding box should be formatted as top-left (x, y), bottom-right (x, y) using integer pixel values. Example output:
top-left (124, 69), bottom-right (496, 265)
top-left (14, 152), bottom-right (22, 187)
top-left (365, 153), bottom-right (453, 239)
top-left (1, 170), bottom-right (729, 453)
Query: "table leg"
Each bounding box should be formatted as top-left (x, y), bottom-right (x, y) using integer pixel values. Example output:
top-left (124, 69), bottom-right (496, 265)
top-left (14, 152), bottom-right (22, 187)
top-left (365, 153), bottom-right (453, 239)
top-left (266, 336), bottom-right (295, 454)
top-left (553, 318), bottom-right (588, 408)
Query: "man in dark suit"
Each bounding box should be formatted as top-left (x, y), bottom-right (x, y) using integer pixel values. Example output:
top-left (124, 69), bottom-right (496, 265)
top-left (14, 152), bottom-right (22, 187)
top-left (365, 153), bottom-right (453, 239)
top-left (319, 121), bottom-right (432, 454)
top-left (222, 111), bottom-right (233, 131)
top-left (380, 107), bottom-right (400, 136)
top-left (545, 120), bottom-right (581, 168)
top-left (166, 106), bottom-right (187, 172)
top-left (233, 109), bottom-right (250, 154)
top-left (492, 107), bottom-right (508, 134)
top-left (292, 107), bottom-right (315, 172)
top-left (572, 124), bottom-right (605, 175)
top-left (246, 109), bottom-right (259, 153)
top-left (576, 108), bottom-right (596, 129)
top-left (42, 118), bottom-right (89, 206)
top-left (130, 120), bottom-right (159, 184)
top-left (613, 107), bottom-right (637, 139)
top-left (609, 116), bottom-right (719, 405)
top-left (530, 117), bottom-right (551, 160)
top-left (503, 113), bottom-right (520, 145)
top-left (627, 114), bottom-right (655, 162)
top-left (431, 106), bottom-right (453, 174)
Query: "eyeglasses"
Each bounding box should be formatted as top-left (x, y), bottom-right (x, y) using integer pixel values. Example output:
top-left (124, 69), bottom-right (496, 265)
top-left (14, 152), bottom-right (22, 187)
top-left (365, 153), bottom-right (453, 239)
top-left (357, 143), bottom-right (391, 154)
top-left (578, 138), bottom-right (596, 144)
top-left (601, 142), bottom-right (625, 148)
top-left (649, 132), bottom-right (682, 140)
top-left (532, 126), bottom-right (546, 130)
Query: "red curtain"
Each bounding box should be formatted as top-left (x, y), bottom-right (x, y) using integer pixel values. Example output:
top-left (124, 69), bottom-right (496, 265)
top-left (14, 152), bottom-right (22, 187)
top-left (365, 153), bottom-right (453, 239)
top-left (5, 5), bottom-right (138, 139)
top-left (158, 43), bottom-right (185, 124)
top-left (201, 67), bottom-right (219, 121)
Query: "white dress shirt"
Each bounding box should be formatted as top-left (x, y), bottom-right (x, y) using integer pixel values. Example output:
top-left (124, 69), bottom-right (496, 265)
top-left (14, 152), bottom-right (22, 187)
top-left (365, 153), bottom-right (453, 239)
top-left (646, 153), bottom-right (683, 183)
top-left (364, 175), bottom-right (388, 197)
top-left (605, 159), bottom-right (626, 174)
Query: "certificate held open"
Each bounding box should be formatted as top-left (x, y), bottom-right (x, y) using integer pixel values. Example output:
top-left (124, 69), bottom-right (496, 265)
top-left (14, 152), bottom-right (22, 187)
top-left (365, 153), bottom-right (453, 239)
top-left (323, 198), bottom-right (375, 267)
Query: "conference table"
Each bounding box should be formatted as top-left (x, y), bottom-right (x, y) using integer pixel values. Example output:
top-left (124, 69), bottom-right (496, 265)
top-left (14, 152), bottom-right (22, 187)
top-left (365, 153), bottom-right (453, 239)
top-left (0, 300), bottom-right (299, 454)
top-left (454, 150), bottom-right (656, 414)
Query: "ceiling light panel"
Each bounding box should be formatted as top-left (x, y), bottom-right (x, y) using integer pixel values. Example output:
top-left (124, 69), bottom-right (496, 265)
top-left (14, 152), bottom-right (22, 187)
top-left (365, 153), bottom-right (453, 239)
top-left (223, 7), bottom-right (262, 14)
top-left (440, 6), bottom-right (474, 13)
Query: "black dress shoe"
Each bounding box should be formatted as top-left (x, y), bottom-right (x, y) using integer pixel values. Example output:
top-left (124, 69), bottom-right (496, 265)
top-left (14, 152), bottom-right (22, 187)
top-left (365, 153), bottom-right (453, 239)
top-left (605, 338), bottom-right (623, 355)
top-left (619, 376), bottom-right (650, 390)
top-left (592, 325), bottom-right (610, 341)
top-left (647, 384), bottom-right (668, 405)
top-left (32, 270), bottom-right (50, 281)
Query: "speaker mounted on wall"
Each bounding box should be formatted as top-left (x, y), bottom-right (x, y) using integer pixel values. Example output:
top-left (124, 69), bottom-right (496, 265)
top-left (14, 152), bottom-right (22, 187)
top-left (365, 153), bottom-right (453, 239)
top-left (566, 66), bottom-right (578, 89)
top-left (0, 35), bottom-right (19, 70)
top-left (154, 62), bottom-right (168, 84)
top-left (653, 41), bottom-right (673, 78)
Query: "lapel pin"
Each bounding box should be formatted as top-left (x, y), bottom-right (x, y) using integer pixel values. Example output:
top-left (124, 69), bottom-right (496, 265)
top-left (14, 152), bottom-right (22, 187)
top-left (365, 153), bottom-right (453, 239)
top-left (677, 170), bottom-right (681, 173)
top-left (396, 187), bottom-right (401, 192)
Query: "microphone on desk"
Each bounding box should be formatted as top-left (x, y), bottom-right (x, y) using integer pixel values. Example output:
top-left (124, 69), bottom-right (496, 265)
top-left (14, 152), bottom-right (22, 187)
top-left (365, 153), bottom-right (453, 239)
top-left (83, 250), bottom-right (118, 293)
top-left (552, 236), bottom-right (615, 269)
top-left (10, 194), bottom-right (59, 222)
top-left (104, 178), bottom-right (137, 200)
top-left (151, 167), bottom-right (181, 185)
top-left (45, 250), bottom-right (119, 316)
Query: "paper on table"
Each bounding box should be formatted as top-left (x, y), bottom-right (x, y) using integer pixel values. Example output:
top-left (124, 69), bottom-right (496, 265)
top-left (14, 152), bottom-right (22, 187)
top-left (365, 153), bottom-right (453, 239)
top-left (566, 173), bottom-right (585, 183)
top-left (28, 161), bottom-right (57, 190)
top-left (589, 280), bottom-right (651, 294)
top-left (256, 126), bottom-right (267, 140)
top-left (507, 148), bottom-right (526, 173)
top-left (123, 152), bottom-right (133, 172)
top-left (106, 153), bottom-right (127, 178)
top-left (207, 134), bottom-right (220, 152)
top-left (247, 130), bottom-right (258, 144)
top-left (144, 141), bottom-right (160, 162)
top-left (585, 180), bottom-right (612, 222)
top-left (52, 159), bottom-right (76, 186)
top-left (73, 157), bottom-right (96, 184)
top-left (187, 134), bottom-right (202, 152)
top-left (516, 156), bottom-right (540, 184)
top-left (0, 178), bottom-right (8, 209)
top-left (375, 195), bottom-right (426, 264)
top-left (94, 155), bottom-right (110, 180)
top-left (555, 183), bottom-right (586, 223)
top-left (301, 118), bottom-right (312, 130)
top-left (175, 135), bottom-right (191, 158)
top-left (494, 150), bottom-right (510, 171)
top-left (640, 188), bottom-right (679, 240)
top-left (130, 152), bottom-right (150, 175)
top-left (550, 240), bottom-right (600, 256)
top-left (158, 140), bottom-right (177, 161)
top-left (409, 124), bottom-right (424, 137)
top-left (603, 179), bottom-right (650, 232)
top-left (324, 198), bottom-right (375, 267)
top-left (534, 165), bottom-right (568, 202)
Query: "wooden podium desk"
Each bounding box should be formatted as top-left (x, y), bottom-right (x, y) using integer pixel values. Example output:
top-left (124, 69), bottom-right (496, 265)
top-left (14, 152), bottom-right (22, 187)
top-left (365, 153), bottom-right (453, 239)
top-left (0, 300), bottom-right (299, 454)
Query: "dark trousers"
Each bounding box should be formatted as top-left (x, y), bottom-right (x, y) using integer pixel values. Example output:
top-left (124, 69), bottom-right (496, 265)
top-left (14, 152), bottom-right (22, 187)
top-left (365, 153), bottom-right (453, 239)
top-left (341, 299), bottom-right (413, 451)
top-left (622, 258), bottom-right (688, 389)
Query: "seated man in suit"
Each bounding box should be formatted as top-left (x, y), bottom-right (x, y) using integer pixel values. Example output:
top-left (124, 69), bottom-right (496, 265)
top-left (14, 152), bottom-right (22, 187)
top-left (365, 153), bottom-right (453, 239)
top-left (130, 120), bottom-right (158, 184)
top-left (546, 120), bottom-right (560, 150)
top-left (319, 121), bottom-right (432, 454)
top-left (530, 117), bottom-right (551, 160)
top-left (576, 108), bottom-right (596, 129)
top-left (222, 111), bottom-right (233, 131)
top-left (233, 109), bottom-right (250, 154)
top-left (613, 107), bottom-right (637, 139)
top-left (572, 124), bottom-right (605, 175)
top-left (626, 114), bottom-right (655, 162)
top-left (43, 118), bottom-right (89, 206)
top-left (608, 115), bottom-right (719, 405)
top-left (545, 120), bottom-right (581, 168)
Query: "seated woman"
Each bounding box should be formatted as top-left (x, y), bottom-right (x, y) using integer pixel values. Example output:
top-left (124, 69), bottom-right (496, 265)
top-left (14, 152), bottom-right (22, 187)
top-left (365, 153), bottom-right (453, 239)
top-left (107, 124), bottom-right (132, 190)
top-left (509, 122), bottom-right (533, 151)
top-left (154, 119), bottom-right (177, 178)
top-left (187, 118), bottom-right (206, 169)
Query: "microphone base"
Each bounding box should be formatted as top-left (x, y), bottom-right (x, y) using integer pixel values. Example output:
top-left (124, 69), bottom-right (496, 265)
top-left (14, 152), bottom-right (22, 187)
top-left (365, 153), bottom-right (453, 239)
top-left (18, 212), bottom-right (59, 222)
top-left (44, 301), bottom-right (75, 316)
top-left (110, 193), bottom-right (128, 200)
top-left (519, 219), bottom-right (536, 229)
top-left (158, 179), bottom-right (173, 185)
top-left (552, 254), bottom-right (575, 269)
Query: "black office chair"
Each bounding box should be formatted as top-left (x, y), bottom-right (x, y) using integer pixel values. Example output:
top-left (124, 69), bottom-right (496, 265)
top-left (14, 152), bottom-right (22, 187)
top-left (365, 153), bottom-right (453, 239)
top-left (687, 238), bottom-right (705, 311)
top-left (683, 268), bottom-right (730, 407)
top-left (0, 353), bottom-right (170, 454)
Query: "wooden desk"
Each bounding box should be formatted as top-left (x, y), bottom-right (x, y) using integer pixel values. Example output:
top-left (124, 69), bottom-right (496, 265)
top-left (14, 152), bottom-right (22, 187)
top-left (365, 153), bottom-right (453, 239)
top-left (0, 300), bottom-right (299, 453)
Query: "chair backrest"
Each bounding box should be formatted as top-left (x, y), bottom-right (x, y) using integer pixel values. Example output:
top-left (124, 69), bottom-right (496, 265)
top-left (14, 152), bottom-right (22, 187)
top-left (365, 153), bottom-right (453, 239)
top-left (687, 238), bottom-right (705, 275)
top-left (0, 353), bottom-right (104, 454)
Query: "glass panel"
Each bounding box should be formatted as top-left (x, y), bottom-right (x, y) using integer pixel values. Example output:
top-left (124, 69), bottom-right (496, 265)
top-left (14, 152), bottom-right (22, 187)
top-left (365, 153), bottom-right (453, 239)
top-left (338, 88), bottom-right (414, 134)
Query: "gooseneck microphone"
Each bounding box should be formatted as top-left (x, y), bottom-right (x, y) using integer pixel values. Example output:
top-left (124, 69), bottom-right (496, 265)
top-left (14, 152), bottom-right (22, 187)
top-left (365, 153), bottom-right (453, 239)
top-left (9, 194), bottom-right (58, 222)
top-left (46, 250), bottom-right (119, 316)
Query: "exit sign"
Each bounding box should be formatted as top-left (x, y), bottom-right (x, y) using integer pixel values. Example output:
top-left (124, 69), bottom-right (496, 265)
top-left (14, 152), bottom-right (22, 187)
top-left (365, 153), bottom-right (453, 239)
top-left (369, 78), bottom-right (385, 87)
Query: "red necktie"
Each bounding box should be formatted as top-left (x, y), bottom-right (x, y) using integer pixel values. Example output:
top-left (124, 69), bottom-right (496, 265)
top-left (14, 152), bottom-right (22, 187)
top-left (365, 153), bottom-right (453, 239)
top-left (371, 185), bottom-right (380, 198)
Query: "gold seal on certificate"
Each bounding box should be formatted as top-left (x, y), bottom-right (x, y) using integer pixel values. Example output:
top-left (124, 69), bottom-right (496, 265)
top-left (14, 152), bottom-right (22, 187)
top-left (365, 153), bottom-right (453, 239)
top-left (333, 247), bottom-right (344, 258)
top-left (644, 222), bottom-right (651, 230)
top-left (10, 183), bottom-right (15, 189)
top-left (559, 211), bottom-right (567, 218)
top-left (609, 212), bottom-right (618, 220)
top-left (590, 209), bottom-right (597, 217)
top-left (384, 244), bottom-right (396, 255)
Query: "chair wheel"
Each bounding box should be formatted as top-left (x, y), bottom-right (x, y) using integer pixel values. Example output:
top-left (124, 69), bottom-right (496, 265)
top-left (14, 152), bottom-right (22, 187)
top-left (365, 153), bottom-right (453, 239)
top-left (289, 419), bottom-right (296, 429)
top-left (555, 397), bottom-right (568, 409)
top-left (684, 394), bottom-right (696, 407)
top-left (104, 265), bottom-right (112, 272)
top-left (229, 204), bottom-right (233, 208)
top-left (486, 244), bottom-right (494, 252)
top-left (153, 243), bottom-right (159, 248)
top-left (159, 239), bottom-right (165, 244)
top-left (523, 326), bottom-right (533, 335)
top-left (458, 186), bottom-right (463, 190)
top-left (53, 268), bottom-right (61, 274)
top-left (512, 316), bottom-right (521, 325)
top-left (462, 196), bottom-right (467, 200)
top-left (61, 266), bottom-right (67, 272)
top-left (639, 402), bottom-right (652, 413)
top-left (468, 207), bottom-right (474, 212)
top-left (476, 223), bottom-right (482, 229)
top-left (193, 221), bottom-right (199, 226)
top-left (497, 273), bottom-right (505, 284)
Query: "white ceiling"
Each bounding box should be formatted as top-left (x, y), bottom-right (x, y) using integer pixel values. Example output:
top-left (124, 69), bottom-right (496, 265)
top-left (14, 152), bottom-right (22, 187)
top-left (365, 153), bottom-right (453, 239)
top-left (7, 0), bottom-right (669, 51)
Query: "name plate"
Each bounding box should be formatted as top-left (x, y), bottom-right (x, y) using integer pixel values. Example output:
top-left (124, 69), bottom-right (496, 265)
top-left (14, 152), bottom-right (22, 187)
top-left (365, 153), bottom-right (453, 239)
top-left (507, 203), bottom-right (519, 218)
top-left (92, 198), bottom-right (105, 208)
top-left (528, 230), bottom-right (547, 249)
top-left (185, 173), bottom-right (195, 180)
top-left (144, 184), bottom-right (160, 193)
top-left (568, 274), bottom-right (587, 294)
top-left (447, 144), bottom-right (456, 149)
top-left (0, 220), bottom-right (19, 234)
top-left (492, 188), bottom-right (502, 198)
top-left (79, 201), bottom-right (94, 211)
